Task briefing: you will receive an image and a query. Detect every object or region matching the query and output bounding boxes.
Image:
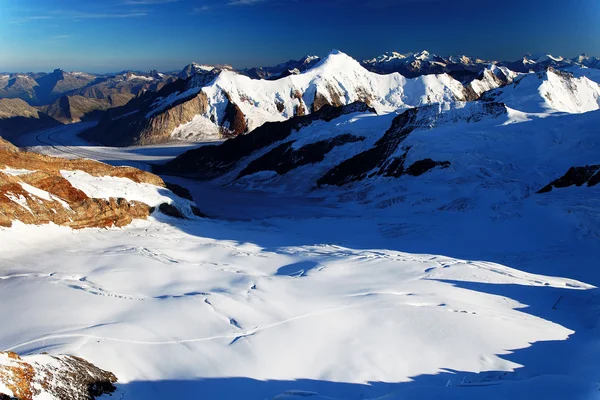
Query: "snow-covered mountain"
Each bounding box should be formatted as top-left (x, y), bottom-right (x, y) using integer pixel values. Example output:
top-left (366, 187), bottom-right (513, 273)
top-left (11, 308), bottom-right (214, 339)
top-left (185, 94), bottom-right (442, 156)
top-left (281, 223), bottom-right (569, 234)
top-left (85, 50), bottom-right (474, 146)
top-left (362, 50), bottom-right (489, 80)
top-left (179, 62), bottom-right (233, 79)
top-left (483, 67), bottom-right (600, 114)
top-left (241, 55), bottom-right (321, 80)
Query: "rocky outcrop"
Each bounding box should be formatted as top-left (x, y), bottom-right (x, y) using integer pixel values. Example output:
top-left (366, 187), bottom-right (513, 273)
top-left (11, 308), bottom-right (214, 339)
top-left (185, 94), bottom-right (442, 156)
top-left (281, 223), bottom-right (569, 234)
top-left (81, 76), bottom-right (216, 146)
top-left (138, 91), bottom-right (211, 145)
top-left (405, 159), bottom-right (451, 176)
top-left (157, 102), bottom-right (375, 179)
top-left (315, 103), bottom-right (505, 186)
top-left (538, 165), bottom-right (600, 193)
top-left (42, 94), bottom-right (134, 124)
top-left (237, 134), bottom-right (365, 179)
top-left (0, 98), bottom-right (61, 139)
top-left (221, 96), bottom-right (247, 138)
top-left (0, 171), bottom-right (151, 228)
top-left (0, 141), bottom-right (199, 228)
top-left (313, 85), bottom-right (345, 112)
top-left (0, 351), bottom-right (116, 400)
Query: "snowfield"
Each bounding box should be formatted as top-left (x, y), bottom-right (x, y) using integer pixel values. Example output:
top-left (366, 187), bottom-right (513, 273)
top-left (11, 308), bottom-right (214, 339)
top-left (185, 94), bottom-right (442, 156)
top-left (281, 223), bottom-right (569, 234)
top-left (1, 127), bottom-right (599, 399)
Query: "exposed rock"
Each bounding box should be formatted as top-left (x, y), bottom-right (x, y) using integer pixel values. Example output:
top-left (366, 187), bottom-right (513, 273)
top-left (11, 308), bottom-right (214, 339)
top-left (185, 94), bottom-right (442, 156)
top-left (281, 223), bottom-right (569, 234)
top-left (292, 90), bottom-right (306, 116)
top-left (82, 79), bottom-right (213, 146)
top-left (312, 84), bottom-right (345, 112)
top-left (0, 351), bottom-right (116, 400)
top-left (0, 169), bottom-right (151, 229)
top-left (42, 94), bottom-right (134, 124)
top-left (138, 91), bottom-right (211, 145)
top-left (538, 165), bottom-right (600, 193)
top-left (405, 158), bottom-right (451, 176)
top-left (317, 110), bottom-right (418, 186)
top-left (240, 55), bottom-right (320, 80)
top-left (317, 102), bottom-right (503, 186)
top-left (0, 98), bottom-right (61, 139)
top-left (237, 134), bottom-right (365, 179)
top-left (221, 95), bottom-right (247, 138)
top-left (157, 202), bottom-right (186, 219)
top-left (157, 102), bottom-right (376, 179)
top-left (165, 182), bottom-right (194, 201)
top-left (0, 141), bottom-right (185, 228)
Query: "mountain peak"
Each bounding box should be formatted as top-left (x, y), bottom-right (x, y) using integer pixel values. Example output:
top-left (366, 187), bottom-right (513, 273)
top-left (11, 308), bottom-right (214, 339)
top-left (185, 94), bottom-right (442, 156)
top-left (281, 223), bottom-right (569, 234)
top-left (311, 50), bottom-right (362, 73)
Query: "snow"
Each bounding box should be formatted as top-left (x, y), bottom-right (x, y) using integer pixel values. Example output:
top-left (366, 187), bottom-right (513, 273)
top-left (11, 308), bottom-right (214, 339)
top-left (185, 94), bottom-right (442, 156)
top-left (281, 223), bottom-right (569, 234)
top-left (170, 114), bottom-right (222, 141)
top-left (19, 182), bottom-right (71, 210)
top-left (166, 50), bottom-right (467, 140)
top-left (2, 167), bottom-right (34, 176)
top-left (487, 69), bottom-right (600, 114)
top-left (146, 86), bottom-right (201, 119)
top-left (0, 167), bottom-right (597, 399)
top-left (128, 74), bottom-right (155, 82)
top-left (5, 193), bottom-right (33, 213)
top-left (60, 170), bottom-right (197, 216)
top-left (468, 65), bottom-right (520, 97)
top-left (12, 122), bottom-right (207, 170)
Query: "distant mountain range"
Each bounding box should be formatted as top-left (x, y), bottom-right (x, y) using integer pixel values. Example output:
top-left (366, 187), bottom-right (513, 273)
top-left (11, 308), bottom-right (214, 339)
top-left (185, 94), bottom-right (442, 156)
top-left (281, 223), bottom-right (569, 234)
top-left (1, 50), bottom-right (599, 141)
top-left (80, 50), bottom-right (600, 147)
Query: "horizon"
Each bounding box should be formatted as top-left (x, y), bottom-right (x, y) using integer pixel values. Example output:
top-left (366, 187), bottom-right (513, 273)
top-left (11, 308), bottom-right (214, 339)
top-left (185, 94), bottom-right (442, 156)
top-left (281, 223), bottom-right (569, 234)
top-left (1, 0), bottom-right (599, 73)
top-left (2, 48), bottom-right (599, 75)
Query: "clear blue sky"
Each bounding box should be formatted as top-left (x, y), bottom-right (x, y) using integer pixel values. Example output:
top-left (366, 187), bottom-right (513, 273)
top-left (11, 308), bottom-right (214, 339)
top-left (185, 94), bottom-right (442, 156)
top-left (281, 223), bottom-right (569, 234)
top-left (1, 0), bottom-right (599, 73)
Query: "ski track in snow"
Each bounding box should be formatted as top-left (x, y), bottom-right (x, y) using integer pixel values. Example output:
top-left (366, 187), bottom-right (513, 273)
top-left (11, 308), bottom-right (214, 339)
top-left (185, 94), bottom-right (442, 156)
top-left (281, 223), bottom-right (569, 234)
top-left (7, 299), bottom-right (381, 351)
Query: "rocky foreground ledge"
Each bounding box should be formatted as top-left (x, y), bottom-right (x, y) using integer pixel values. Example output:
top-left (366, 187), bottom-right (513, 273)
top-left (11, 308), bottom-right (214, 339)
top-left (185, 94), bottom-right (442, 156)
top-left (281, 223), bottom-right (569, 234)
top-left (0, 352), bottom-right (117, 400)
top-left (0, 137), bottom-right (201, 228)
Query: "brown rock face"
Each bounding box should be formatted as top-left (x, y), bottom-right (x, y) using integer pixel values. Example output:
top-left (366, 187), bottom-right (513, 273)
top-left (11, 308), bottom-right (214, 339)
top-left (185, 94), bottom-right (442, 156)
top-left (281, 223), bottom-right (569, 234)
top-left (312, 84), bottom-right (347, 113)
top-left (158, 102), bottom-right (376, 179)
top-left (0, 99), bottom-right (61, 139)
top-left (137, 91), bottom-right (210, 145)
top-left (292, 90), bottom-right (307, 117)
top-left (0, 352), bottom-right (117, 400)
top-left (221, 97), bottom-right (247, 138)
top-left (0, 141), bottom-right (169, 228)
top-left (42, 94), bottom-right (134, 124)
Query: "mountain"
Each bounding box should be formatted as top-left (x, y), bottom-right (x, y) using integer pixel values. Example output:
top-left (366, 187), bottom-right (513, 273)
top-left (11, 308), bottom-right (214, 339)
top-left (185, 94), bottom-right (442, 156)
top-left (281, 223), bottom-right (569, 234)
top-left (0, 98), bottom-right (61, 139)
top-left (572, 53), bottom-right (600, 69)
top-left (158, 96), bottom-right (600, 219)
top-left (158, 101), bottom-right (504, 182)
top-left (483, 67), bottom-right (600, 114)
top-left (0, 70), bottom-right (178, 126)
top-left (37, 71), bottom-right (178, 124)
top-left (179, 62), bottom-right (231, 79)
top-left (362, 50), bottom-right (489, 81)
top-left (465, 64), bottom-right (520, 98)
top-left (31, 69), bottom-right (98, 105)
top-left (84, 50), bottom-right (473, 146)
top-left (240, 55), bottom-right (321, 80)
top-left (0, 73), bottom-right (40, 102)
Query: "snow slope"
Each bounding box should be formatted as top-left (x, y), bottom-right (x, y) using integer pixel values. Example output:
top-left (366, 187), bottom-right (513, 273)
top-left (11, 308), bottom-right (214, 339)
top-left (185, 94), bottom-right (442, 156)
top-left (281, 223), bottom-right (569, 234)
top-left (2, 103), bottom-right (600, 399)
top-left (160, 50), bottom-right (469, 140)
top-left (0, 186), bottom-right (597, 399)
top-left (485, 68), bottom-right (600, 114)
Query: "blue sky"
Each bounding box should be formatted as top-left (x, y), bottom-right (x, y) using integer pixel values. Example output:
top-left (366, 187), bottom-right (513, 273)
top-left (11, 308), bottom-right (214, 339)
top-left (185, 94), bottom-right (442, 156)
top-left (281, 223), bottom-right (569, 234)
top-left (1, 0), bottom-right (599, 72)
